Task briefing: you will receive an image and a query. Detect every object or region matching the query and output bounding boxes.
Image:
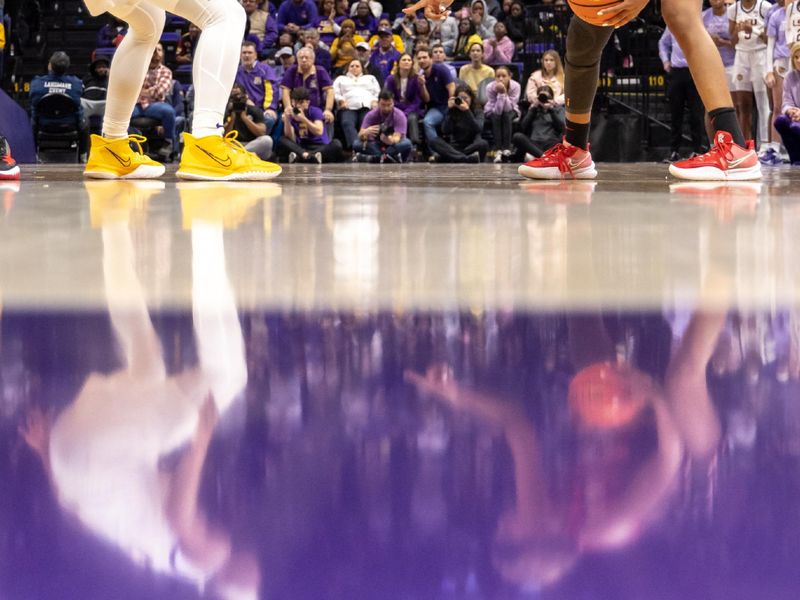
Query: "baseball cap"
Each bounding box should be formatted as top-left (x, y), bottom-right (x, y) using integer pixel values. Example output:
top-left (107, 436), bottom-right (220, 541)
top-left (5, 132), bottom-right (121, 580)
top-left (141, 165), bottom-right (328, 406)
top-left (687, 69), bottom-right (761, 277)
top-left (274, 47), bottom-right (294, 58)
top-left (355, 41), bottom-right (370, 50)
top-left (378, 27), bottom-right (392, 36)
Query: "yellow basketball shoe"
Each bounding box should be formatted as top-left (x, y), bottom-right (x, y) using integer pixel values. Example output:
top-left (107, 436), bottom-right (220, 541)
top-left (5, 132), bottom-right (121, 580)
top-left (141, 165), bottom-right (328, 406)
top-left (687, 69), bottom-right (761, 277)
top-left (177, 131), bottom-right (282, 181)
top-left (84, 134), bottom-right (166, 180)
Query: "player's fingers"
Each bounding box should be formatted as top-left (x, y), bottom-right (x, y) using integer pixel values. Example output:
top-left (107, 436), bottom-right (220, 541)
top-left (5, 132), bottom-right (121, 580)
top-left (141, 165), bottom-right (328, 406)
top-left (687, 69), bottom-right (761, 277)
top-left (596, 2), bottom-right (625, 17)
top-left (606, 12), bottom-right (631, 27)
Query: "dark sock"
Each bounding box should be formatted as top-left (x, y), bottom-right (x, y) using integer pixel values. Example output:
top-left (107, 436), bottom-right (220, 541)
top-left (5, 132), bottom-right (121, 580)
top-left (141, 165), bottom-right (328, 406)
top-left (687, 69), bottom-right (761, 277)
top-left (708, 107), bottom-right (745, 147)
top-left (565, 119), bottom-right (590, 150)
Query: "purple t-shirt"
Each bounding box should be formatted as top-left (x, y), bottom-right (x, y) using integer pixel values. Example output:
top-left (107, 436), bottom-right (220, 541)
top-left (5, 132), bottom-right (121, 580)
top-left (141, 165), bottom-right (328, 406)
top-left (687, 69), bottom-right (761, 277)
top-left (276, 0), bottom-right (318, 30)
top-left (290, 105), bottom-right (329, 143)
top-left (280, 65), bottom-right (332, 109)
top-left (423, 63), bottom-right (454, 110)
top-left (369, 47), bottom-right (401, 82)
top-left (360, 106), bottom-right (408, 141)
top-left (768, 7), bottom-right (789, 60)
top-left (702, 8), bottom-right (735, 67)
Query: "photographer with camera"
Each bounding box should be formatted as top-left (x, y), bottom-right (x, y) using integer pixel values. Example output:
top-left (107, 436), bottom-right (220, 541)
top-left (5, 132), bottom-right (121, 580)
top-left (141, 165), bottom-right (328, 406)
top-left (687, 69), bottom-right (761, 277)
top-left (353, 90), bottom-right (413, 162)
top-left (511, 83), bottom-right (564, 160)
top-left (428, 84), bottom-right (488, 162)
top-left (484, 65), bottom-right (520, 162)
top-left (278, 86), bottom-right (344, 163)
top-left (223, 84), bottom-right (274, 160)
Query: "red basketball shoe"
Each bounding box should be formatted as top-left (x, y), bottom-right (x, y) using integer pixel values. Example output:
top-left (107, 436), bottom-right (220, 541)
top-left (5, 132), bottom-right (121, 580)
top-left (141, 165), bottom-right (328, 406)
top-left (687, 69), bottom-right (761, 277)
top-left (518, 140), bottom-right (597, 180)
top-left (669, 131), bottom-right (761, 181)
top-left (0, 136), bottom-right (20, 180)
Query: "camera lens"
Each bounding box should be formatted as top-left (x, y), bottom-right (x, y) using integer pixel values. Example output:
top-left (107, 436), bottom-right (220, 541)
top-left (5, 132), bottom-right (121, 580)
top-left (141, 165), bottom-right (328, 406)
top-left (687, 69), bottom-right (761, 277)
top-left (454, 97), bottom-right (463, 106)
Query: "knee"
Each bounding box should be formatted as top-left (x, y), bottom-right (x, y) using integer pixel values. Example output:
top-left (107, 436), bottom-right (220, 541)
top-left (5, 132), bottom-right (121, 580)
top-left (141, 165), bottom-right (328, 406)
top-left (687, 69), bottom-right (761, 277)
top-left (774, 115), bottom-right (791, 131)
top-left (197, 0), bottom-right (246, 30)
top-left (129, 10), bottom-right (166, 45)
top-left (661, 1), bottom-right (691, 31)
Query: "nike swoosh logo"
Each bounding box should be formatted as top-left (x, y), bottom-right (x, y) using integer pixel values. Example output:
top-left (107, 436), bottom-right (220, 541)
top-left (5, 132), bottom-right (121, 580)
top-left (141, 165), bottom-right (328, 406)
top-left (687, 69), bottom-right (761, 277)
top-left (197, 146), bottom-right (232, 167)
top-left (106, 148), bottom-right (131, 167)
top-left (727, 154), bottom-right (752, 168)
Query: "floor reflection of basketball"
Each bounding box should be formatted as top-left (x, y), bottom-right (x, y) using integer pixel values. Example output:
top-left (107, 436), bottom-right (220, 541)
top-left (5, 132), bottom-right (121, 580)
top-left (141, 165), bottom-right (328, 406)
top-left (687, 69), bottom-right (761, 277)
top-left (568, 362), bottom-right (649, 429)
top-left (567, 0), bottom-right (622, 26)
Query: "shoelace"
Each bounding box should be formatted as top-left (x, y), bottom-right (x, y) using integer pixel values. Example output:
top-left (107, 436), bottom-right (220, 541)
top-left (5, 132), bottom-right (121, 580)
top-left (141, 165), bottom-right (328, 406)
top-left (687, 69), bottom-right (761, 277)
top-left (220, 131), bottom-right (251, 156)
top-left (125, 134), bottom-right (149, 155)
top-left (540, 143), bottom-right (577, 178)
top-left (698, 135), bottom-right (734, 163)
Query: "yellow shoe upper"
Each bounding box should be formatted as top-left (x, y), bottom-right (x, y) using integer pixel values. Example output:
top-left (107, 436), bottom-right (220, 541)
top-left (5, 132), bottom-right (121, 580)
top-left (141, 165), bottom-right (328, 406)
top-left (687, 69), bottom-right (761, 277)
top-left (85, 135), bottom-right (164, 177)
top-left (178, 131), bottom-right (281, 177)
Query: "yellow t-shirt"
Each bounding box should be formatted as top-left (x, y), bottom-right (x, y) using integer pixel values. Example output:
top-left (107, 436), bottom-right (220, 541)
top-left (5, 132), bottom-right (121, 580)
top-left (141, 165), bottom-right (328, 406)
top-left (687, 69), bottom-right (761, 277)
top-left (331, 34), bottom-right (366, 68)
top-left (458, 64), bottom-right (496, 93)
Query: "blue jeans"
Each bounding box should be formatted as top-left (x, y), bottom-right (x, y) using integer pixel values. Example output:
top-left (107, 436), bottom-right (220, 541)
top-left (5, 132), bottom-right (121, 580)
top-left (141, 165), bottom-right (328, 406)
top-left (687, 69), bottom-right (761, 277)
top-left (132, 102), bottom-right (176, 142)
top-left (353, 137), bottom-right (413, 159)
top-left (423, 107), bottom-right (446, 141)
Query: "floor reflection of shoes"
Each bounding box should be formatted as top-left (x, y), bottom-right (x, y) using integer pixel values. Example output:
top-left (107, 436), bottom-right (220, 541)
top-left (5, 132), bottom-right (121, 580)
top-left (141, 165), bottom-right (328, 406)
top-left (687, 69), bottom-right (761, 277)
top-left (520, 180), bottom-right (597, 204)
top-left (178, 181), bottom-right (281, 229)
top-left (84, 180), bottom-right (166, 226)
top-left (669, 181), bottom-right (761, 220)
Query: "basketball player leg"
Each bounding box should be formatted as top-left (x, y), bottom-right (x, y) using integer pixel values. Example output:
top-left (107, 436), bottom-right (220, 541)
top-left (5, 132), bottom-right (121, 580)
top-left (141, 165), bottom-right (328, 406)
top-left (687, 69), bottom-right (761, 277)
top-left (663, 0), bottom-right (761, 180)
top-left (84, 1), bottom-right (167, 179)
top-left (147, 0), bottom-right (280, 180)
top-left (518, 17), bottom-right (611, 179)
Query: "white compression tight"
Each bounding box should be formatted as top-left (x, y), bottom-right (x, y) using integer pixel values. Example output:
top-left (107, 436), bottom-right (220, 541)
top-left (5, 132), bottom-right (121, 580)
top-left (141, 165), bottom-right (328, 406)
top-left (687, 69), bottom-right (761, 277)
top-left (104, 0), bottom-right (245, 139)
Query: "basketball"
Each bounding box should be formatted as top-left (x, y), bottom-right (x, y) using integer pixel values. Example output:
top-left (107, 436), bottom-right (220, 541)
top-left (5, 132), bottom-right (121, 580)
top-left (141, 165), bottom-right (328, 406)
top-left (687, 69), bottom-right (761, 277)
top-left (567, 362), bottom-right (651, 429)
top-left (566, 0), bottom-right (623, 26)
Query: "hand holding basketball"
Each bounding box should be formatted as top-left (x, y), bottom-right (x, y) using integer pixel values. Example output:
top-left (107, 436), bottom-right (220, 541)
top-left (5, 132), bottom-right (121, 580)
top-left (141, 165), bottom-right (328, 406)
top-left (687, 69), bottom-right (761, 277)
top-left (594, 0), bottom-right (648, 28)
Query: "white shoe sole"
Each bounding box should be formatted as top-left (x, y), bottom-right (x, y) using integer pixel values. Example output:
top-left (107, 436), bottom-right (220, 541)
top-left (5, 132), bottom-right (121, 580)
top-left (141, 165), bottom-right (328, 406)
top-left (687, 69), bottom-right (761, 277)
top-left (175, 167), bottom-right (282, 181)
top-left (668, 163), bottom-right (762, 181)
top-left (84, 164), bottom-right (166, 180)
top-left (518, 162), bottom-right (597, 180)
top-left (0, 165), bottom-right (20, 179)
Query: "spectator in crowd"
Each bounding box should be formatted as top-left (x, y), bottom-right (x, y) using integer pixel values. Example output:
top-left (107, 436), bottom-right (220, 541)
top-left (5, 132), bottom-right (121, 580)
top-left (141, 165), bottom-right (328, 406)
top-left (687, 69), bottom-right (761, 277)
top-left (81, 57), bottom-right (110, 123)
top-left (243, 0), bottom-right (278, 49)
top-left (334, 0), bottom-right (350, 21)
top-left (483, 21), bottom-right (513, 65)
top-left (302, 28), bottom-right (332, 72)
top-left (502, 0), bottom-right (526, 54)
top-left (280, 46), bottom-right (335, 123)
top-left (458, 42), bottom-right (495, 94)
top-left (235, 40), bottom-right (279, 132)
top-left (30, 51), bottom-right (89, 155)
top-left (369, 27), bottom-right (401, 81)
top-left (224, 83), bottom-right (274, 159)
top-left (384, 52), bottom-right (424, 144)
top-left (274, 46), bottom-right (296, 78)
top-left (524, 49), bottom-right (564, 107)
top-left (429, 83), bottom-right (487, 162)
top-left (470, 0), bottom-right (497, 39)
top-left (452, 17), bottom-right (483, 60)
top-left (368, 17), bottom-right (406, 53)
top-left (417, 46), bottom-right (455, 141)
top-left (277, 0), bottom-right (319, 34)
top-left (354, 90), bottom-right (413, 161)
top-left (279, 86), bottom-right (344, 162)
top-left (484, 65), bottom-right (519, 161)
top-left (659, 27), bottom-right (706, 162)
top-left (96, 15), bottom-right (127, 48)
top-left (702, 0), bottom-right (735, 142)
top-left (394, 8), bottom-right (418, 50)
top-left (356, 41), bottom-right (385, 82)
top-left (512, 82), bottom-right (564, 160)
top-left (330, 19), bottom-right (365, 74)
top-left (431, 43), bottom-right (456, 79)
top-left (762, 0), bottom-right (791, 165)
top-left (775, 42), bottom-right (800, 164)
top-left (348, 0), bottom-right (383, 18)
top-left (314, 0), bottom-right (341, 46)
top-left (412, 18), bottom-right (436, 51)
top-left (176, 23), bottom-right (201, 65)
top-left (352, 1), bottom-right (378, 38)
top-left (132, 43), bottom-right (176, 157)
top-left (333, 57), bottom-right (380, 148)
top-left (435, 13), bottom-right (459, 56)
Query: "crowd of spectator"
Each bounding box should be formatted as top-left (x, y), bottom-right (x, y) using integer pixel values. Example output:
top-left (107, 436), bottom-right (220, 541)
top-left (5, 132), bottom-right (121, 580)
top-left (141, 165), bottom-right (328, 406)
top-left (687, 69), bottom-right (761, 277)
top-left (12, 0), bottom-right (800, 165)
